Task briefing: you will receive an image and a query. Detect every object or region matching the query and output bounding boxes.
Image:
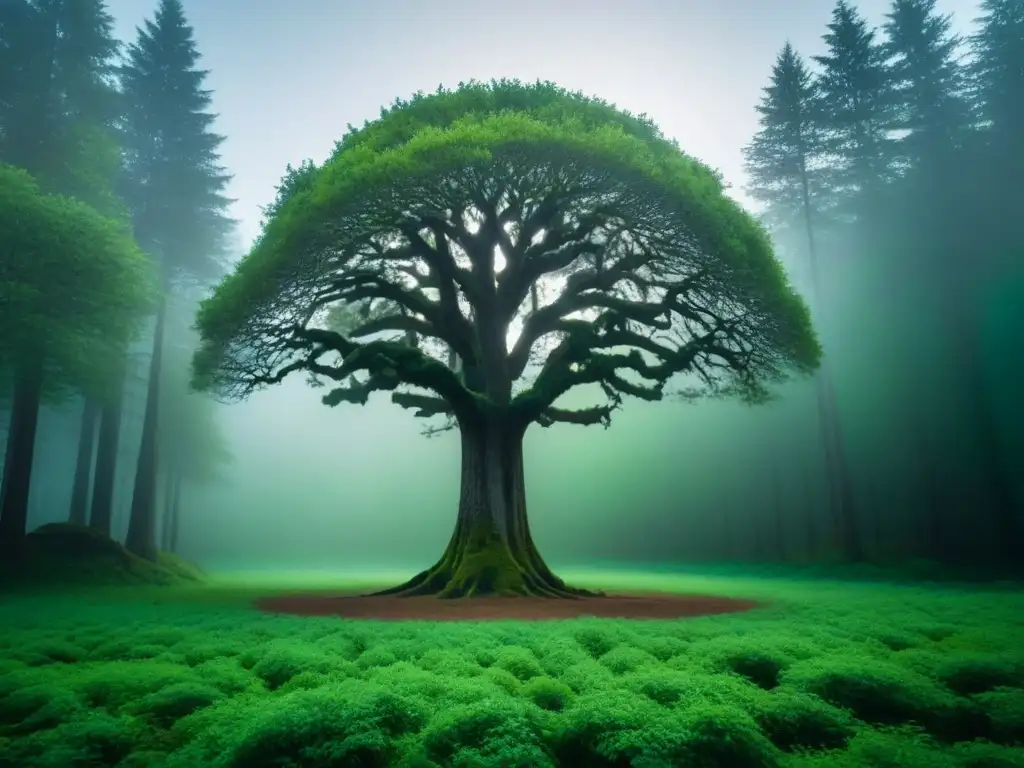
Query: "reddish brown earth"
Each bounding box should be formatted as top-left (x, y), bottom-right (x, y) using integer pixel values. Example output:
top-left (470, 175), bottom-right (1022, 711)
top-left (254, 592), bottom-right (762, 621)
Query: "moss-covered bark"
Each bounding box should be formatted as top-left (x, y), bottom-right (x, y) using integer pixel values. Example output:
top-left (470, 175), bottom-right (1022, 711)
top-left (375, 414), bottom-right (599, 599)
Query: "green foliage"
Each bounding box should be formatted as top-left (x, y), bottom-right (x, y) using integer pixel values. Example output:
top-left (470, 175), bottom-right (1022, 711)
top-left (1, 571), bottom-right (1022, 765)
top-left (0, 0), bottom-right (123, 213)
top-left (522, 676), bottom-right (573, 711)
top-left (0, 164), bottom-right (153, 397)
top-left (195, 79), bottom-right (818, 420)
top-left (418, 697), bottom-right (552, 767)
top-left (743, 43), bottom-right (832, 231)
top-left (975, 687), bottom-right (1024, 744)
top-left (123, 682), bottom-right (225, 725)
top-left (881, 0), bottom-right (973, 171)
top-left (812, 1), bottom-right (897, 199)
top-left (752, 690), bottom-right (856, 751)
top-left (492, 645), bottom-right (544, 681)
top-left (969, 0), bottom-right (1024, 143)
top-left (119, 0), bottom-right (233, 283)
top-left (782, 659), bottom-right (958, 729)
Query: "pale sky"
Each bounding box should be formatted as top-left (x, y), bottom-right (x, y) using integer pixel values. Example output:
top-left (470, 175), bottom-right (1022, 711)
top-left (105, 0), bottom-right (981, 251)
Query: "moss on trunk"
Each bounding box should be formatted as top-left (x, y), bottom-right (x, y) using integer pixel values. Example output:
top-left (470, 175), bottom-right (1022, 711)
top-left (375, 414), bottom-right (599, 599)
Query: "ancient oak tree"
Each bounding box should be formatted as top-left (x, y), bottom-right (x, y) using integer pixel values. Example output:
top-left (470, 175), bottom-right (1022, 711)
top-left (193, 81), bottom-right (820, 597)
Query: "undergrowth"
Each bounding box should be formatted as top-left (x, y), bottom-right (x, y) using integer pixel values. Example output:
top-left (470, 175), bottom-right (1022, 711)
top-left (0, 570), bottom-right (1022, 767)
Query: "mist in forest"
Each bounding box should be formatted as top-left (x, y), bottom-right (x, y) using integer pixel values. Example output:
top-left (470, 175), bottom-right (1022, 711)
top-left (2, 0), bottom-right (1021, 576)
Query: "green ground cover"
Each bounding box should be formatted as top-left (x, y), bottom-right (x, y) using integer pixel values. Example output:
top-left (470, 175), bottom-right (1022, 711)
top-left (0, 568), bottom-right (1022, 767)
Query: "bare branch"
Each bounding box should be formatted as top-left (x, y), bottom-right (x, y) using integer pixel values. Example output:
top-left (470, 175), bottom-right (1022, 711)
top-left (294, 327), bottom-right (481, 420)
top-left (391, 391), bottom-right (454, 418)
top-left (535, 402), bottom-right (619, 428)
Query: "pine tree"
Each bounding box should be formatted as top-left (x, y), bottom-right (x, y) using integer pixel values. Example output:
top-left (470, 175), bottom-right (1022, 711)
top-left (744, 44), bottom-right (830, 239)
top-left (813, 1), bottom-right (896, 213)
top-left (743, 43), bottom-right (864, 563)
top-left (969, 0), bottom-right (1024, 248)
top-left (971, 0), bottom-right (1024, 147)
top-left (118, 0), bottom-right (233, 560)
top-left (882, 0), bottom-right (973, 173)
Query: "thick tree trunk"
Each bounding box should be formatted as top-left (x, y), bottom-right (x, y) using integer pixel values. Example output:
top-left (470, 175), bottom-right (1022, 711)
top-left (126, 294), bottom-right (167, 561)
top-left (374, 414), bottom-right (599, 598)
top-left (0, 356), bottom-right (45, 559)
top-left (90, 354), bottom-right (126, 537)
top-left (68, 397), bottom-right (99, 525)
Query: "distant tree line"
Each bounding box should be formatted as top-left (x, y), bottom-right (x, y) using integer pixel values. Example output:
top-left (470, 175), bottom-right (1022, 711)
top-left (0, 0), bottom-right (233, 562)
top-left (741, 0), bottom-right (1023, 569)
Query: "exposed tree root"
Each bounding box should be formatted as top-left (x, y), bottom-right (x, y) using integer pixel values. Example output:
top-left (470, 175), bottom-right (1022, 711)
top-left (371, 530), bottom-right (603, 599)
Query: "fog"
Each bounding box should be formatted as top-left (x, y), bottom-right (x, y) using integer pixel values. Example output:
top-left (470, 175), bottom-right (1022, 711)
top-left (5, 0), bottom-right (1021, 577)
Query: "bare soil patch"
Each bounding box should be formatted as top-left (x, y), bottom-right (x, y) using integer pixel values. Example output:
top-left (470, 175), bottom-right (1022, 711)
top-left (253, 592), bottom-right (762, 621)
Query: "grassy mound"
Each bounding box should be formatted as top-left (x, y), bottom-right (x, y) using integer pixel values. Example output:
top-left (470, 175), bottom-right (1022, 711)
top-left (0, 523), bottom-right (204, 590)
top-left (0, 569), bottom-right (1022, 767)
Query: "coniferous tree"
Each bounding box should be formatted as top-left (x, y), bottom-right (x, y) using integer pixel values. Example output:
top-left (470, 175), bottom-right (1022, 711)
top-left (743, 43), bottom-right (864, 562)
top-left (118, 0), bottom-right (233, 560)
top-left (969, 0), bottom-right (1024, 255)
top-left (971, 0), bottom-right (1024, 145)
top-left (813, 1), bottom-right (897, 216)
top-left (882, 0), bottom-right (973, 174)
top-left (744, 44), bottom-right (830, 241)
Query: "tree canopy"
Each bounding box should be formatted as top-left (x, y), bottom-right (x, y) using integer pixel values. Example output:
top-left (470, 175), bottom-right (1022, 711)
top-left (0, 163), bottom-right (153, 397)
top-left (193, 80), bottom-right (819, 433)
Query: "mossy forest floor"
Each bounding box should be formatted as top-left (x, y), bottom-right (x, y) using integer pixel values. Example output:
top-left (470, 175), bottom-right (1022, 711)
top-left (1, 566), bottom-right (1022, 767)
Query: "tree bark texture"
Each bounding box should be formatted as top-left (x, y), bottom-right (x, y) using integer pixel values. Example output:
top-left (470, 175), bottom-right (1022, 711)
top-left (374, 412), bottom-right (598, 598)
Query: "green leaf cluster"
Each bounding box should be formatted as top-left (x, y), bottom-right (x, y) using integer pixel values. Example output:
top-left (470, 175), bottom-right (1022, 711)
top-left (0, 164), bottom-right (154, 398)
top-left (196, 79), bottom-right (818, 393)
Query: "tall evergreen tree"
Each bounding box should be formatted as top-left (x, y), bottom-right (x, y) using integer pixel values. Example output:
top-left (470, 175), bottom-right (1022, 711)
top-left (882, 0), bottom-right (973, 173)
top-left (813, 1), bottom-right (896, 214)
top-left (743, 43), bottom-right (863, 562)
top-left (971, 0), bottom-right (1024, 145)
top-left (969, 0), bottom-right (1024, 258)
top-left (744, 44), bottom-right (830, 239)
top-left (118, 0), bottom-right (232, 560)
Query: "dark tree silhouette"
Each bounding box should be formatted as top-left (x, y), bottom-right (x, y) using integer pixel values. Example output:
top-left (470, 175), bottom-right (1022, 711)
top-left (814, 1), bottom-right (897, 210)
top-left (743, 44), bottom-right (864, 562)
top-left (193, 80), bottom-right (820, 598)
top-left (882, 0), bottom-right (973, 172)
top-left (118, 0), bottom-right (233, 561)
